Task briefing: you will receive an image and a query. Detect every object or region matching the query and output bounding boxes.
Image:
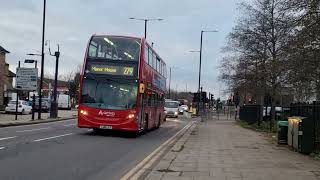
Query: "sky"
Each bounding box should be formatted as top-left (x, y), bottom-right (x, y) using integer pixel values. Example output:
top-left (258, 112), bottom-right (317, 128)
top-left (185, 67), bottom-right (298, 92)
top-left (0, 0), bottom-right (241, 98)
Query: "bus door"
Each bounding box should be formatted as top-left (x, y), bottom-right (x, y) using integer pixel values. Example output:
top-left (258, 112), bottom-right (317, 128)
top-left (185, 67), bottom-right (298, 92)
top-left (151, 92), bottom-right (159, 127)
top-left (139, 82), bottom-right (147, 131)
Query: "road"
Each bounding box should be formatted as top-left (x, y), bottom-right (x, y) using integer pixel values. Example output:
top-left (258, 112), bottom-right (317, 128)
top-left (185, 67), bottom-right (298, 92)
top-left (0, 117), bottom-right (190, 180)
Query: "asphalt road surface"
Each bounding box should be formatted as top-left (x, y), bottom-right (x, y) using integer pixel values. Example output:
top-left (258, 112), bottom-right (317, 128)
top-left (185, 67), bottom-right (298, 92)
top-left (0, 117), bottom-right (190, 180)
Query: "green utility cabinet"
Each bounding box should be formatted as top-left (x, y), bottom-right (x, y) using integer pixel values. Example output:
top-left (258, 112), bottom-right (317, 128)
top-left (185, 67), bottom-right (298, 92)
top-left (288, 117), bottom-right (314, 154)
top-left (277, 121), bottom-right (288, 144)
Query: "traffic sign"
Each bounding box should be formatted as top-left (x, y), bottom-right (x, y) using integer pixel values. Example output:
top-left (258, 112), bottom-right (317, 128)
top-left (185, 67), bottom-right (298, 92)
top-left (15, 68), bottom-right (38, 91)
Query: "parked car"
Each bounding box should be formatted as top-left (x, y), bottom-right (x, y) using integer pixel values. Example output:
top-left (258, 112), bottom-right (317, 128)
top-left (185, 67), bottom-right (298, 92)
top-left (178, 105), bottom-right (189, 114)
top-left (58, 94), bottom-right (71, 110)
top-left (5, 100), bottom-right (32, 114)
top-left (263, 106), bottom-right (282, 117)
top-left (164, 100), bottom-right (180, 118)
top-left (34, 98), bottom-right (50, 112)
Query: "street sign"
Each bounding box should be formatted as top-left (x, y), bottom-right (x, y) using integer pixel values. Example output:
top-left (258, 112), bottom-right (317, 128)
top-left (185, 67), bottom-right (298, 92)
top-left (24, 59), bottom-right (36, 63)
top-left (15, 67), bottom-right (38, 91)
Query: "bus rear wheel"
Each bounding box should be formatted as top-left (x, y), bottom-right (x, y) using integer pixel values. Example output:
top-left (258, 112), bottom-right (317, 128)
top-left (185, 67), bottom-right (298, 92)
top-left (155, 116), bottom-right (161, 129)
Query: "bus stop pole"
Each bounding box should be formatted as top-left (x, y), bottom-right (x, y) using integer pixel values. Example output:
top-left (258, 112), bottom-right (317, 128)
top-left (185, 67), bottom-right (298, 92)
top-left (15, 61), bottom-right (21, 120)
top-left (32, 93), bottom-right (35, 120)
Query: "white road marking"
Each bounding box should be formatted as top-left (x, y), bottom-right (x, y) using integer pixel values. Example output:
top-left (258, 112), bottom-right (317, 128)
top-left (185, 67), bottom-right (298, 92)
top-left (0, 136), bottom-right (17, 141)
top-left (33, 133), bottom-right (73, 142)
top-left (87, 129), bottom-right (93, 132)
top-left (63, 123), bottom-right (76, 127)
top-left (0, 147), bottom-right (5, 150)
top-left (16, 127), bottom-right (51, 133)
top-left (166, 119), bottom-right (182, 123)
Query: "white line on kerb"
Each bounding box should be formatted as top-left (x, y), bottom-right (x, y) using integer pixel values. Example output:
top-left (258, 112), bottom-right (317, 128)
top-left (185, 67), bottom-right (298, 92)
top-left (16, 127), bottom-right (51, 133)
top-left (63, 123), bottom-right (76, 127)
top-left (0, 147), bottom-right (5, 150)
top-left (33, 133), bottom-right (73, 142)
top-left (0, 136), bottom-right (17, 141)
top-left (120, 121), bottom-right (194, 180)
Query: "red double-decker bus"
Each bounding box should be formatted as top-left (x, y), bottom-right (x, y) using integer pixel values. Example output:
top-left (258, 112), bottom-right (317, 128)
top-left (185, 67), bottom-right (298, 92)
top-left (78, 34), bottom-right (167, 133)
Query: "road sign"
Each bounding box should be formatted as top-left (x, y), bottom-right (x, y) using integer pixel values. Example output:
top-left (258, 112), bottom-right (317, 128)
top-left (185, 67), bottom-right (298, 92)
top-left (24, 59), bottom-right (36, 63)
top-left (15, 68), bottom-right (38, 91)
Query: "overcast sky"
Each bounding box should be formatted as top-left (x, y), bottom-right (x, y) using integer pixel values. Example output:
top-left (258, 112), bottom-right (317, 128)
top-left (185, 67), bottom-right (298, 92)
top-left (0, 0), bottom-right (241, 98)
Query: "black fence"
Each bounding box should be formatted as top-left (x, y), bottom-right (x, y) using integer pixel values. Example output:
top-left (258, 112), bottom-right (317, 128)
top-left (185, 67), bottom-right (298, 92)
top-left (239, 105), bottom-right (262, 124)
top-left (239, 102), bottom-right (320, 151)
top-left (291, 102), bottom-right (320, 151)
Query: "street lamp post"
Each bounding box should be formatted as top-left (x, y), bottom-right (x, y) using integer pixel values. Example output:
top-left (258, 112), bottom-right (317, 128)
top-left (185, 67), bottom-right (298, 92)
top-left (197, 30), bottom-right (218, 115)
top-left (38, 0), bottom-right (47, 120)
top-left (188, 50), bottom-right (200, 113)
top-left (49, 44), bottom-right (60, 119)
top-left (168, 67), bottom-right (171, 99)
top-left (129, 18), bottom-right (163, 39)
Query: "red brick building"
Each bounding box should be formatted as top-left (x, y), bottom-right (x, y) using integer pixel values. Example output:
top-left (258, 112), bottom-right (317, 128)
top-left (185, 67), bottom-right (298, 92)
top-left (0, 45), bottom-right (16, 110)
top-left (40, 78), bottom-right (69, 97)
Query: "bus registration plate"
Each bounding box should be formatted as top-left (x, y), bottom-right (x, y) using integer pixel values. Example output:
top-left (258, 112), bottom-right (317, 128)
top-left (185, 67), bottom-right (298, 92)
top-left (100, 125), bottom-right (112, 130)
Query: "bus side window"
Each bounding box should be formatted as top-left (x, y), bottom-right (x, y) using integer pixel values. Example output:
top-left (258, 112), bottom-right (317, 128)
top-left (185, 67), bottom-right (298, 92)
top-left (148, 47), bottom-right (151, 65)
top-left (152, 93), bottom-right (158, 107)
top-left (145, 45), bottom-right (148, 64)
top-left (147, 94), bottom-right (152, 106)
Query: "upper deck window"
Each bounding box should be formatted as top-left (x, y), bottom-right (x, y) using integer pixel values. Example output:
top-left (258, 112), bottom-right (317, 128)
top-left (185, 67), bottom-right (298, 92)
top-left (88, 36), bottom-right (141, 61)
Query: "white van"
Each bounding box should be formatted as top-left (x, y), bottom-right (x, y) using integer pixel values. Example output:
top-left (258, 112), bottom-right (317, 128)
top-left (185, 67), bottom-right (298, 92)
top-left (164, 100), bottom-right (180, 118)
top-left (58, 94), bottom-right (71, 110)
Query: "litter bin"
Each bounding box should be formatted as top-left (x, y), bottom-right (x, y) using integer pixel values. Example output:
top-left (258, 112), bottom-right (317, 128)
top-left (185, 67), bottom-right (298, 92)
top-left (277, 121), bottom-right (288, 144)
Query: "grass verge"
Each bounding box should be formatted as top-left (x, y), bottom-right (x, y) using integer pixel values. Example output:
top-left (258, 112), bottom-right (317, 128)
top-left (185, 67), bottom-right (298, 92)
top-left (238, 120), bottom-right (277, 133)
top-left (310, 152), bottom-right (320, 160)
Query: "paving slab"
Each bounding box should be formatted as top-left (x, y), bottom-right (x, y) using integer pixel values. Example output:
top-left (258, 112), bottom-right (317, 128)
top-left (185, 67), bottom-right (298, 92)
top-left (145, 114), bottom-right (320, 180)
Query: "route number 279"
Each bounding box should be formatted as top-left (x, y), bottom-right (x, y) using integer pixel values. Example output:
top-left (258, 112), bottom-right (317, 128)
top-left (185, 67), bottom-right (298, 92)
top-left (123, 67), bottom-right (134, 75)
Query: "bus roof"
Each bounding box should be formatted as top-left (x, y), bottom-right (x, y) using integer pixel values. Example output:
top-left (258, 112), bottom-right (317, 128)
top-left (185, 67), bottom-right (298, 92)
top-left (91, 34), bottom-right (142, 40)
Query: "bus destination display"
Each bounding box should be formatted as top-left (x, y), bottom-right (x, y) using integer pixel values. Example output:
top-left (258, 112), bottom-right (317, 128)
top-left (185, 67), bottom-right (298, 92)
top-left (89, 64), bottom-right (135, 76)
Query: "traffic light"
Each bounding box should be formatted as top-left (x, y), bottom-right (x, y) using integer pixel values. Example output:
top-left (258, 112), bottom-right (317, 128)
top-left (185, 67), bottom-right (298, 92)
top-left (201, 92), bottom-right (207, 102)
top-left (210, 94), bottom-right (214, 101)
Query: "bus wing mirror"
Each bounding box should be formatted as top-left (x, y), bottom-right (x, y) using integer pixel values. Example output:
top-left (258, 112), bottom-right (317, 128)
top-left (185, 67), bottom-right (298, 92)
top-left (139, 83), bottom-right (145, 94)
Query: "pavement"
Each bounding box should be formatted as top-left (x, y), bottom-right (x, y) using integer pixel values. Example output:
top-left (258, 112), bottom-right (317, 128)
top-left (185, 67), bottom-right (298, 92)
top-left (145, 113), bottom-right (320, 180)
top-left (0, 109), bottom-right (77, 127)
top-left (0, 116), bottom-right (191, 180)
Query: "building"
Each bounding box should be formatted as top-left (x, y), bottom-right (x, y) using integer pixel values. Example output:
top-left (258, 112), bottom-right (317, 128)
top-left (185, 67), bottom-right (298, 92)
top-left (0, 45), bottom-right (16, 110)
top-left (40, 78), bottom-right (69, 97)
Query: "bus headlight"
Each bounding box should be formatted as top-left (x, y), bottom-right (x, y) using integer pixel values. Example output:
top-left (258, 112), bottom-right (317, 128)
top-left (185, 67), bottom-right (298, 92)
top-left (80, 110), bottom-right (88, 115)
top-left (174, 111), bottom-right (178, 115)
top-left (127, 114), bottom-right (135, 119)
